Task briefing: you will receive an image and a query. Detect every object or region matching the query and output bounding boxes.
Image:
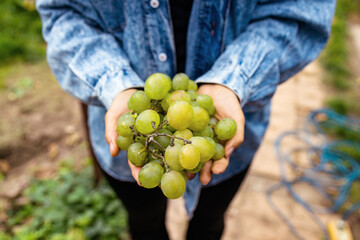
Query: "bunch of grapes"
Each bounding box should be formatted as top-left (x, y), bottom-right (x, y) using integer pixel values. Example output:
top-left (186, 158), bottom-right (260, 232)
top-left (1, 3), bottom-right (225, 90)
top-left (116, 73), bottom-right (237, 199)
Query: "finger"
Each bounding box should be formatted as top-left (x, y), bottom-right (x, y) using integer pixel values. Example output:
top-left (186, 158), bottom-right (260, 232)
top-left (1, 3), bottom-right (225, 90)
top-left (186, 172), bottom-right (196, 180)
top-left (128, 160), bottom-right (141, 186)
top-left (199, 160), bottom-right (213, 185)
top-left (211, 158), bottom-right (229, 174)
top-left (105, 109), bottom-right (120, 157)
top-left (224, 129), bottom-right (243, 158)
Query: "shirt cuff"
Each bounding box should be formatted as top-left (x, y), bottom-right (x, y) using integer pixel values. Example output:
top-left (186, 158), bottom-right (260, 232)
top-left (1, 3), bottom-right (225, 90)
top-left (195, 66), bottom-right (250, 108)
top-left (94, 66), bottom-right (144, 109)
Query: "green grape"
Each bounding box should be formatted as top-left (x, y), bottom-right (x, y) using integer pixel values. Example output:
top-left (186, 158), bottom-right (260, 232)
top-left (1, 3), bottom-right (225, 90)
top-left (187, 162), bottom-right (204, 173)
top-left (116, 135), bottom-right (133, 151)
top-left (148, 144), bottom-right (157, 153)
top-left (117, 113), bottom-right (136, 137)
top-left (208, 105), bottom-right (216, 116)
top-left (179, 144), bottom-right (200, 169)
top-left (204, 136), bottom-right (217, 159)
top-left (148, 154), bottom-right (163, 165)
top-left (164, 143), bottom-right (183, 171)
top-left (196, 94), bottom-right (214, 112)
top-left (209, 117), bottom-right (218, 127)
top-left (172, 73), bottom-right (189, 90)
top-left (139, 162), bottom-right (164, 189)
top-left (190, 101), bottom-right (200, 107)
top-left (168, 90), bottom-right (191, 105)
top-left (214, 118), bottom-right (237, 140)
top-left (190, 136), bottom-right (216, 162)
top-left (161, 170), bottom-right (186, 199)
top-left (213, 143), bottom-right (225, 160)
top-left (167, 101), bottom-right (193, 130)
top-left (153, 129), bottom-right (172, 150)
top-left (161, 93), bottom-right (171, 112)
top-left (144, 73), bottom-right (172, 100)
top-left (188, 106), bottom-right (209, 131)
top-left (135, 110), bottom-right (160, 134)
top-left (163, 115), bottom-right (176, 132)
top-left (159, 113), bottom-right (165, 123)
top-left (193, 125), bottom-right (214, 138)
top-left (128, 143), bottom-right (148, 167)
top-left (174, 129), bottom-right (193, 145)
top-left (179, 170), bottom-right (188, 182)
top-left (135, 135), bottom-right (146, 145)
top-left (205, 136), bottom-right (216, 149)
top-left (128, 90), bottom-right (151, 114)
top-left (187, 80), bottom-right (198, 91)
top-left (187, 90), bottom-right (198, 100)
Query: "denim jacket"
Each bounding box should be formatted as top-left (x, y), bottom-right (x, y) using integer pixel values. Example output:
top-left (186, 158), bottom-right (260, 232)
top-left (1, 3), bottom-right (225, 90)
top-left (36, 0), bottom-right (335, 217)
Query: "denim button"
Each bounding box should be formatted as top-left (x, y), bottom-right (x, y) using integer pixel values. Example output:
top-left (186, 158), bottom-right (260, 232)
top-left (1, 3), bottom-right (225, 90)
top-left (158, 53), bottom-right (167, 62)
top-left (150, 0), bottom-right (159, 8)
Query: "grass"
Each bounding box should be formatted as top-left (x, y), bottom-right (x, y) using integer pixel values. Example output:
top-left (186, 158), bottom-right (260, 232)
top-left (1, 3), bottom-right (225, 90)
top-left (320, 7), bottom-right (350, 90)
top-left (0, 0), bottom-right (45, 66)
top-left (320, 0), bottom-right (360, 116)
top-left (0, 0), bottom-right (46, 90)
top-left (319, 0), bottom-right (360, 220)
top-left (0, 160), bottom-right (129, 240)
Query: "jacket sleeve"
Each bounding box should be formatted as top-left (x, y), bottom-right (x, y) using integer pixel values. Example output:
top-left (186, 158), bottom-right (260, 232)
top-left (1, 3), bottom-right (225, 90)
top-left (36, 0), bottom-right (144, 109)
top-left (196, 0), bottom-right (336, 111)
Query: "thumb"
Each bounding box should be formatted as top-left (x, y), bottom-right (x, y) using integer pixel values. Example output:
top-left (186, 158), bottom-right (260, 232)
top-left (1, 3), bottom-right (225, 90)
top-left (105, 108), bottom-right (121, 157)
top-left (104, 89), bottom-right (136, 157)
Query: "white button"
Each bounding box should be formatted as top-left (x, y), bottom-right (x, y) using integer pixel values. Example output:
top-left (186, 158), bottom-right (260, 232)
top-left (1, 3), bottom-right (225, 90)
top-left (158, 53), bottom-right (167, 62)
top-left (150, 0), bottom-right (159, 8)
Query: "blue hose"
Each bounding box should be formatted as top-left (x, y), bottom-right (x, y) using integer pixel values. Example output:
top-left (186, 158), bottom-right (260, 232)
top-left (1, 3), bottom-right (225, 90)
top-left (266, 109), bottom-right (360, 240)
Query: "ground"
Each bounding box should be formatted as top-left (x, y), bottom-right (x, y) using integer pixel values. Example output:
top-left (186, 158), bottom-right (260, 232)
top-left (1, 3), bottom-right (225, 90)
top-left (1, 22), bottom-right (360, 240)
top-left (0, 62), bottom-right (88, 199)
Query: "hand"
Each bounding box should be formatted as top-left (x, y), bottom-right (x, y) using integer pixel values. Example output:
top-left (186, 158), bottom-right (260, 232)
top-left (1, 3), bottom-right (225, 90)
top-left (196, 84), bottom-right (245, 185)
top-left (104, 89), bottom-right (142, 185)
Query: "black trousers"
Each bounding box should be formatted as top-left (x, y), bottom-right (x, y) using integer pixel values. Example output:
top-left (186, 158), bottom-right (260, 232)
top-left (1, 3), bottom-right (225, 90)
top-left (103, 166), bottom-right (249, 240)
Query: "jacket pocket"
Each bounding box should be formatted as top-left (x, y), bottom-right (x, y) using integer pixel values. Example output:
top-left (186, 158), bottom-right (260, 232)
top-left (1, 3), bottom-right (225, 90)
top-left (89, 0), bottom-right (126, 33)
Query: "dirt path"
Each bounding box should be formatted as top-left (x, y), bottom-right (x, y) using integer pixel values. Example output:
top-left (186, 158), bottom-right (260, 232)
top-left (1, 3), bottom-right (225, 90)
top-left (222, 61), bottom-right (339, 240)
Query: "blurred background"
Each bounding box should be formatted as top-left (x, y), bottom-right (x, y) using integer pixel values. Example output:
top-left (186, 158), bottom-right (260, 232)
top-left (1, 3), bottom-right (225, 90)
top-left (0, 0), bottom-right (359, 239)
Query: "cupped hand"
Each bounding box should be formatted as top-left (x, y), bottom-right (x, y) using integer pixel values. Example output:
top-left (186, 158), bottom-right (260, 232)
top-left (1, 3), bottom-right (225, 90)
top-left (104, 89), bottom-right (142, 185)
top-left (196, 84), bottom-right (245, 185)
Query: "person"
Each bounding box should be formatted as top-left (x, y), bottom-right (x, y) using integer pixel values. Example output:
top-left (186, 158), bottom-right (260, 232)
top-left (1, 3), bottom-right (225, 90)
top-left (36, 0), bottom-right (336, 239)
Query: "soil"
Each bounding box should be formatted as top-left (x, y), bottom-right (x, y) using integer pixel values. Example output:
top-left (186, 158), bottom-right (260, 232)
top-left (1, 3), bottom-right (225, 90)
top-left (0, 61), bottom-right (90, 199)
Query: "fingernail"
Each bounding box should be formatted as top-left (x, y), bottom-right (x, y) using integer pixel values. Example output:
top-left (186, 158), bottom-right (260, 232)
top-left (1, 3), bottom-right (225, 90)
top-left (226, 147), bottom-right (234, 158)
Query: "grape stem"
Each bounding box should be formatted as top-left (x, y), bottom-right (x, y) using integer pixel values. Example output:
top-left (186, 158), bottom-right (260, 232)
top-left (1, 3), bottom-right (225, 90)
top-left (159, 133), bottom-right (192, 144)
top-left (148, 149), bottom-right (170, 172)
top-left (148, 148), bottom-right (164, 161)
top-left (151, 121), bottom-right (159, 134)
top-left (150, 100), bottom-right (162, 113)
top-left (131, 121), bottom-right (192, 168)
top-left (157, 120), bottom-right (169, 130)
top-left (130, 125), bottom-right (139, 137)
top-left (141, 121), bottom-right (192, 145)
top-left (149, 137), bottom-right (165, 151)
